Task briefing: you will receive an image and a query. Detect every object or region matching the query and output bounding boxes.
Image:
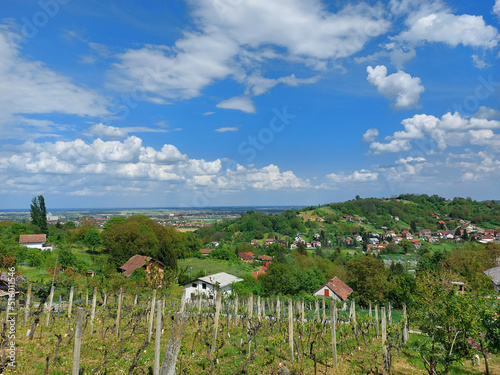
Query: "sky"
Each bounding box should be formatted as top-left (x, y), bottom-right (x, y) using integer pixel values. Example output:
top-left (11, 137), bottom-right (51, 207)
top-left (1, 0), bottom-right (500, 209)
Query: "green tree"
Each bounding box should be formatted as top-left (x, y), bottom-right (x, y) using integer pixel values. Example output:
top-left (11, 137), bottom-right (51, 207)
top-left (347, 255), bottom-right (387, 304)
top-left (410, 271), bottom-right (480, 375)
top-left (30, 195), bottom-right (48, 234)
top-left (296, 242), bottom-right (307, 256)
top-left (410, 220), bottom-right (417, 234)
top-left (84, 228), bottom-right (102, 252)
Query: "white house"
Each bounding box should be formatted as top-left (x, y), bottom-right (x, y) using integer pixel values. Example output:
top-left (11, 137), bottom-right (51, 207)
top-left (183, 272), bottom-right (243, 302)
top-left (19, 234), bottom-right (52, 251)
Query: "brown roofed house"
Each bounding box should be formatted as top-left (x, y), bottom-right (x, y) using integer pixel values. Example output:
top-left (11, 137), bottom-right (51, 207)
top-left (238, 252), bottom-right (255, 262)
top-left (19, 234), bottom-right (52, 251)
top-left (200, 248), bottom-right (213, 256)
top-left (313, 276), bottom-right (353, 301)
top-left (118, 254), bottom-right (165, 278)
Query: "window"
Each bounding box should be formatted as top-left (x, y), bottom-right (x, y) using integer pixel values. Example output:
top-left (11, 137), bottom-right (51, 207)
top-left (202, 283), bottom-right (206, 290)
top-left (192, 283), bottom-right (197, 288)
top-left (324, 288), bottom-right (329, 297)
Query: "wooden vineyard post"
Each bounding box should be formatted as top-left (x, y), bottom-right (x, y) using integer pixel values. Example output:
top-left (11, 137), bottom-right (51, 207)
top-left (233, 294), bottom-right (238, 324)
top-left (247, 294), bottom-right (253, 357)
top-left (197, 294), bottom-right (202, 316)
top-left (148, 289), bottom-right (157, 342)
top-left (276, 296), bottom-right (281, 321)
top-left (45, 285), bottom-right (54, 327)
top-left (90, 287), bottom-right (97, 334)
top-left (330, 300), bottom-right (337, 368)
top-left (103, 293), bottom-right (107, 307)
top-left (257, 295), bottom-right (261, 321)
top-left (159, 311), bottom-right (188, 375)
top-left (85, 288), bottom-right (89, 306)
top-left (154, 300), bottom-right (163, 375)
top-left (369, 301), bottom-right (372, 319)
top-left (388, 302), bottom-right (392, 325)
top-left (315, 299), bottom-right (319, 321)
top-left (115, 288), bottom-right (123, 338)
top-left (68, 287), bottom-right (74, 318)
top-left (134, 293), bottom-right (138, 306)
top-left (301, 297), bottom-right (305, 330)
top-left (322, 297), bottom-right (326, 322)
top-left (24, 284), bottom-right (31, 326)
top-left (180, 289), bottom-right (186, 313)
top-left (288, 299), bottom-right (294, 362)
top-left (375, 304), bottom-right (379, 337)
top-left (403, 304), bottom-right (409, 343)
top-left (381, 306), bottom-right (389, 375)
top-left (72, 307), bottom-right (84, 375)
top-left (211, 292), bottom-right (222, 352)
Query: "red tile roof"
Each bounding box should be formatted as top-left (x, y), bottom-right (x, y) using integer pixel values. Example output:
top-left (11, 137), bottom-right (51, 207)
top-left (325, 277), bottom-right (353, 301)
top-left (200, 248), bottom-right (213, 254)
top-left (19, 234), bottom-right (46, 244)
top-left (119, 254), bottom-right (152, 277)
top-left (238, 252), bottom-right (254, 261)
top-left (258, 255), bottom-right (273, 261)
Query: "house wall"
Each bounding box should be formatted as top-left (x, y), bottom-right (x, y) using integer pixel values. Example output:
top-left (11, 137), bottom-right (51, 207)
top-left (21, 242), bottom-right (52, 251)
top-left (313, 286), bottom-right (341, 301)
top-left (184, 282), bottom-right (234, 301)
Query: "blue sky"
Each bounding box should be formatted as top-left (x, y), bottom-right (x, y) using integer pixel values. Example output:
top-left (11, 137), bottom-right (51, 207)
top-left (1, 0), bottom-right (500, 209)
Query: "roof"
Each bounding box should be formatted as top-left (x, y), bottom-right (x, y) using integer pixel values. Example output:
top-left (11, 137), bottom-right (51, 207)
top-left (200, 248), bottom-right (213, 254)
top-left (238, 252), bottom-right (254, 260)
top-left (483, 266), bottom-right (500, 286)
top-left (19, 234), bottom-right (46, 244)
top-left (119, 254), bottom-right (164, 277)
top-left (258, 255), bottom-right (273, 261)
top-left (317, 276), bottom-right (353, 301)
top-left (193, 272), bottom-right (243, 288)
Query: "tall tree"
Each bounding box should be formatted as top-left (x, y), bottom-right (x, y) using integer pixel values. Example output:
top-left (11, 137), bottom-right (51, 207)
top-left (30, 195), bottom-right (48, 234)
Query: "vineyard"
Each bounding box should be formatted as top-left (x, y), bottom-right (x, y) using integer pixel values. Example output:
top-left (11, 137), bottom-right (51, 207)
top-left (5, 284), bottom-right (498, 374)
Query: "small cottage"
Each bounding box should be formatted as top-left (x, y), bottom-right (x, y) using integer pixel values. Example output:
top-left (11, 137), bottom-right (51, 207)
top-left (118, 254), bottom-right (165, 278)
top-left (19, 234), bottom-right (52, 251)
top-left (313, 277), bottom-right (353, 301)
top-left (183, 272), bottom-right (243, 301)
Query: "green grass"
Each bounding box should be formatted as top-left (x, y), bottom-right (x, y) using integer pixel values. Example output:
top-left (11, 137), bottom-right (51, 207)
top-left (18, 265), bottom-right (51, 282)
top-left (179, 257), bottom-right (254, 279)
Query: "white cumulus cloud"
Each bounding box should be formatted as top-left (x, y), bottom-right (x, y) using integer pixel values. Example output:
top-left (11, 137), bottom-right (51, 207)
top-left (367, 65), bottom-right (424, 110)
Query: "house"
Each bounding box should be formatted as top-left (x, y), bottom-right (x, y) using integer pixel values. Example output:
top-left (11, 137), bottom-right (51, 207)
top-left (19, 234), bottom-right (52, 251)
top-left (420, 229), bottom-right (432, 237)
top-left (118, 254), bottom-right (165, 278)
top-left (410, 239), bottom-right (422, 249)
top-left (252, 261), bottom-right (272, 279)
top-left (200, 248), bottom-right (213, 256)
top-left (250, 240), bottom-right (259, 246)
top-left (265, 238), bottom-right (275, 246)
top-left (238, 252), bottom-right (255, 262)
top-left (313, 277), bottom-right (353, 301)
top-left (483, 266), bottom-right (500, 292)
top-left (183, 272), bottom-right (243, 301)
top-left (257, 255), bottom-right (273, 261)
top-left (393, 216), bottom-right (399, 221)
top-left (401, 230), bottom-right (413, 240)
